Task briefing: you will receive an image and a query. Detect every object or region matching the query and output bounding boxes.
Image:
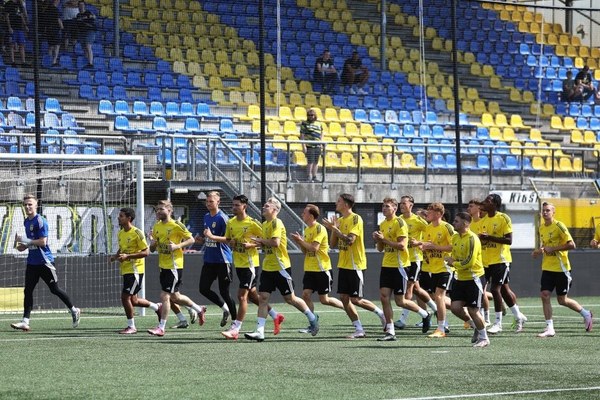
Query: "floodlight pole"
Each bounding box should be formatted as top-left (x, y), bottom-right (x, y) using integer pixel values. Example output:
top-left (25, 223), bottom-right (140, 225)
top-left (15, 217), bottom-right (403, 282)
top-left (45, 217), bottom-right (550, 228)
top-left (259, 0), bottom-right (267, 207)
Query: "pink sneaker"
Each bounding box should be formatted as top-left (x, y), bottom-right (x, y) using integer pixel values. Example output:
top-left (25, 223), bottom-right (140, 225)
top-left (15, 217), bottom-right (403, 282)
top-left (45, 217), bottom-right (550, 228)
top-left (147, 326), bottom-right (165, 337)
top-left (273, 313), bottom-right (285, 335)
top-left (198, 306), bottom-right (207, 326)
top-left (155, 303), bottom-right (163, 322)
top-left (119, 326), bottom-right (137, 335)
top-left (221, 327), bottom-right (239, 340)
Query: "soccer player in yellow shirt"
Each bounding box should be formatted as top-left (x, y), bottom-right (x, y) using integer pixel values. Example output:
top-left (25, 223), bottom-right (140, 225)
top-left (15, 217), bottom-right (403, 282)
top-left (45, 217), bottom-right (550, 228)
top-left (414, 202), bottom-right (454, 338)
top-left (291, 204), bottom-right (344, 333)
top-left (532, 202), bottom-right (593, 337)
top-left (589, 222), bottom-right (600, 248)
top-left (110, 207), bottom-right (161, 334)
top-left (373, 197), bottom-right (432, 341)
top-left (245, 198), bottom-right (319, 341)
top-left (478, 194), bottom-right (527, 334)
top-left (395, 195), bottom-right (437, 331)
top-left (147, 200), bottom-right (207, 337)
top-left (322, 193), bottom-right (385, 339)
top-left (445, 212), bottom-right (490, 348)
top-left (220, 194), bottom-right (284, 340)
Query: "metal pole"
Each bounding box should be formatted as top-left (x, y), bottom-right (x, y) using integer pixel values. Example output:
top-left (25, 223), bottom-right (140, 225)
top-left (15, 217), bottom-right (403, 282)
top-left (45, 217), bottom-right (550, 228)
top-left (451, 0), bottom-right (462, 208)
top-left (113, 0), bottom-right (120, 57)
top-left (380, 0), bottom-right (387, 71)
top-left (259, 0), bottom-right (266, 206)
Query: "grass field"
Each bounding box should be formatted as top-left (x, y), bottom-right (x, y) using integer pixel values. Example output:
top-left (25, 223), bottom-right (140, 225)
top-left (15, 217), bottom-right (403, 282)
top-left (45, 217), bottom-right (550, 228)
top-left (1, 297), bottom-right (599, 400)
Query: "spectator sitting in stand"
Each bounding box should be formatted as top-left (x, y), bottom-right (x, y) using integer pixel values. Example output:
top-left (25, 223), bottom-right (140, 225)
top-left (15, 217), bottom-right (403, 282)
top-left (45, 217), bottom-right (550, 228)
top-left (561, 70), bottom-right (580, 102)
top-left (313, 49), bottom-right (338, 94)
top-left (574, 65), bottom-right (596, 101)
top-left (341, 51), bottom-right (369, 95)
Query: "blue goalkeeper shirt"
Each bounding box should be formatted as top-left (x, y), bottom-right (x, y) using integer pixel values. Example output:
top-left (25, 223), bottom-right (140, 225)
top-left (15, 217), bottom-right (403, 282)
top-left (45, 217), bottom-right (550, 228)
top-left (24, 214), bottom-right (54, 265)
top-left (203, 210), bottom-right (232, 263)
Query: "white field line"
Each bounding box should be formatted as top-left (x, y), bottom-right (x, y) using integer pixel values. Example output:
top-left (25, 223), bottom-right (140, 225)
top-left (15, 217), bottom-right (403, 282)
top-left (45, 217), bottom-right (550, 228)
top-left (389, 386), bottom-right (600, 400)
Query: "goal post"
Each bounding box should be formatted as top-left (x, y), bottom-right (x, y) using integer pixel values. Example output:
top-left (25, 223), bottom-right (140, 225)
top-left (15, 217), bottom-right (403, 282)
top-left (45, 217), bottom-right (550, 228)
top-left (0, 154), bottom-right (144, 314)
top-left (529, 177), bottom-right (600, 248)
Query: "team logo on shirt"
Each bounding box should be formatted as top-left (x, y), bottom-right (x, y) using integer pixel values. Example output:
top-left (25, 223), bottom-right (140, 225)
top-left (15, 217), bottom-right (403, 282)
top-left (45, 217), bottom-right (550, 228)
top-left (212, 222), bottom-right (216, 229)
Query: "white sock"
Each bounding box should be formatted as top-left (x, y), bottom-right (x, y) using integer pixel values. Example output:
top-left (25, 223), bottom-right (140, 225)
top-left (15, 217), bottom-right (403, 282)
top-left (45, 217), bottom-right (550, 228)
top-left (127, 318), bottom-right (135, 328)
top-left (148, 302), bottom-right (159, 311)
top-left (546, 319), bottom-right (554, 330)
top-left (478, 328), bottom-right (488, 340)
top-left (580, 308), bottom-right (591, 318)
top-left (159, 319), bottom-right (166, 329)
top-left (190, 303), bottom-right (203, 313)
top-left (304, 309), bottom-right (316, 322)
top-left (385, 323), bottom-right (394, 333)
top-left (437, 320), bottom-right (445, 331)
top-left (268, 309), bottom-right (278, 319)
top-left (71, 306), bottom-right (78, 313)
top-left (427, 300), bottom-right (438, 313)
top-left (509, 304), bottom-right (521, 319)
top-left (469, 319), bottom-right (476, 328)
top-left (256, 317), bottom-right (266, 332)
top-left (373, 307), bottom-right (384, 317)
top-left (495, 312), bottom-right (503, 324)
top-left (417, 308), bottom-right (429, 318)
top-left (352, 320), bottom-right (364, 331)
top-left (222, 304), bottom-right (230, 313)
top-left (484, 310), bottom-right (490, 323)
top-left (233, 320), bottom-right (242, 330)
top-left (23, 317), bottom-right (30, 324)
top-left (176, 312), bottom-right (186, 322)
top-left (400, 309), bottom-right (410, 323)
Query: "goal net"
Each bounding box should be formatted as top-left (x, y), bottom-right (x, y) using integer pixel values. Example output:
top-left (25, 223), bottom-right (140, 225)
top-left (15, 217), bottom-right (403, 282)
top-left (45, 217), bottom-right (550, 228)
top-left (529, 177), bottom-right (600, 248)
top-left (0, 154), bottom-right (144, 315)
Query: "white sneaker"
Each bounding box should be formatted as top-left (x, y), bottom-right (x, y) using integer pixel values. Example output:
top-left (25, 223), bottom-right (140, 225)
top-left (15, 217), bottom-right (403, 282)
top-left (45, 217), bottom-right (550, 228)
top-left (188, 308), bottom-right (198, 325)
top-left (297, 326), bottom-right (311, 334)
top-left (72, 308), bottom-right (81, 328)
top-left (346, 330), bottom-right (366, 339)
top-left (537, 328), bottom-right (556, 338)
top-left (487, 322), bottom-right (502, 334)
top-left (348, 87), bottom-right (356, 94)
top-left (11, 321), bottom-right (30, 331)
top-left (394, 320), bottom-right (406, 330)
top-left (377, 332), bottom-right (396, 341)
top-left (584, 311), bottom-right (593, 332)
top-left (515, 314), bottom-right (527, 333)
top-left (473, 338), bottom-right (490, 348)
top-left (244, 331), bottom-right (265, 342)
top-left (357, 88), bottom-right (368, 95)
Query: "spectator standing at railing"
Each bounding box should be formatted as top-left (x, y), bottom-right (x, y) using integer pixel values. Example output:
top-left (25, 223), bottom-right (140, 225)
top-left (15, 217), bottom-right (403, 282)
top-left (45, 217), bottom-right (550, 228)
top-left (300, 108), bottom-right (323, 183)
top-left (75, 1), bottom-right (96, 68)
top-left (5, 0), bottom-right (28, 66)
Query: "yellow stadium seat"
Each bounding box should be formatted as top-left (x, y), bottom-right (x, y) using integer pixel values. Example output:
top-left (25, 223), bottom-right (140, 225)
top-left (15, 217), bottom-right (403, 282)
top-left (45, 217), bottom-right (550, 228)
top-left (319, 95), bottom-right (333, 108)
top-left (549, 142), bottom-right (565, 157)
top-left (345, 122), bottom-right (359, 138)
top-left (584, 130), bottom-right (597, 145)
top-left (473, 100), bottom-right (486, 115)
top-left (466, 88), bottom-right (479, 101)
top-left (509, 89), bottom-right (522, 102)
top-left (240, 105), bottom-right (260, 121)
top-left (360, 123), bottom-right (374, 137)
top-left (495, 114), bottom-right (509, 127)
top-left (304, 94), bottom-right (318, 108)
top-left (339, 109), bottom-right (353, 123)
top-left (293, 151), bottom-right (307, 166)
top-left (563, 117), bottom-right (576, 130)
top-left (502, 128), bottom-right (517, 142)
top-left (288, 93), bottom-right (303, 107)
top-left (328, 122), bottom-right (343, 138)
top-left (187, 62), bottom-right (201, 75)
top-left (283, 120), bottom-right (298, 136)
top-left (570, 129), bottom-right (584, 144)
top-left (531, 156), bottom-right (548, 171)
top-left (192, 75), bottom-right (207, 88)
top-left (370, 153), bottom-right (386, 168)
top-left (529, 128), bottom-right (547, 143)
top-left (324, 108), bottom-right (339, 122)
top-left (294, 107), bottom-right (307, 121)
top-left (489, 127), bottom-right (502, 141)
top-left (228, 90), bottom-right (244, 105)
top-left (185, 48), bottom-right (199, 63)
top-left (268, 120), bottom-right (282, 135)
top-left (284, 80), bottom-right (298, 93)
top-left (299, 81), bottom-right (313, 94)
top-left (173, 61), bottom-right (186, 74)
top-left (523, 142), bottom-right (537, 156)
top-left (243, 91), bottom-right (257, 105)
top-left (340, 152), bottom-right (357, 168)
top-left (470, 64), bottom-right (482, 76)
top-left (211, 89), bottom-right (229, 105)
top-left (278, 106), bottom-right (293, 121)
top-left (233, 65), bottom-right (248, 78)
top-left (324, 152), bottom-right (341, 168)
top-left (480, 113), bottom-right (495, 127)
top-left (509, 141), bottom-right (522, 155)
top-left (359, 153), bottom-right (372, 168)
top-left (550, 116), bottom-right (564, 130)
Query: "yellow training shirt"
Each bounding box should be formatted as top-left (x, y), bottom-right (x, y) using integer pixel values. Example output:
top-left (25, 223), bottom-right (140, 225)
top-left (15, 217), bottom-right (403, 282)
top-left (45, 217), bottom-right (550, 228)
top-left (451, 230), bottom-right (484, 281)
top-left (152, 219), bottom-right (192, 270)
top-left (262, 218), bottom-right (291, 272)
top-left (337, 212), bottom-right (366, 270)
top-left (422, 222), bottom-right (454, 274)
top-left (539, 220), bottom-right (573, 272)
top-left (379, 217), bottom-right (409, 268)
top-left (226, 216), bottom-right (262, 268)
top-left (479, 212), bottom-right (513, 266)
top-left (303, 222), bottom-right (332, 272)
top-left (117, 226), bottom-right (147, 275)
top-left (401, 213), bottom-right (428, 262)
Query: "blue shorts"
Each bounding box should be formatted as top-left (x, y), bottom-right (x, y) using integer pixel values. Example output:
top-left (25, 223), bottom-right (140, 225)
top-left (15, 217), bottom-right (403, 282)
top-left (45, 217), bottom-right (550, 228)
top-left (84, 31), bottom-right (96, 45)
top-left (11, 30), bottom-right (26, 45)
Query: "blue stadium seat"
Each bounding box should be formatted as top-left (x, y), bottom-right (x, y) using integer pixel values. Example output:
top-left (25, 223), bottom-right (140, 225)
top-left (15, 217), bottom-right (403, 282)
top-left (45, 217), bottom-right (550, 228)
top-left (114, 100), bottom-right (131, 115)
top-left (402, 124), bottom-right (416, 138)
top-left (98, 99), bottom-right (114, 115)
top-left (183, 117), bottom-right (201, 133)
top-left (179, 89), bottom-right (193, 103)
top-left (133, 100), bottom-right (150, 116)
top-left (160, 73), bottom-right (176, 88)
top-left (152, 116), bottom-right (169, 132)
top-left (369, 110), bottom-right (383, 123)
top-left (111, 71), bottom-right (126, 86)
top-left (96, 85), bottom-right (111, 100)
top-left (196, 103), bottom-right (214, 118)
top-left (145, 72), bottom-right (159, 87)
top-left (112, 85), bottom-right (128, 100)
top-left (127, 72), bottom-right (143, 87)
top-left (180, 102), bottom-right (194, 116)
top-left (147, 87), bottom-right (163, 102)
top-left (354, 109), bottom-right (368, 122)
top-left (219, 118), bottom-right (235, 133)
top-left (387, 124), bottom-right (401, 139)
top-left (165, 101), bottom-right (180, 117)
top-left (6, 96), bottom-right (22, 111)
